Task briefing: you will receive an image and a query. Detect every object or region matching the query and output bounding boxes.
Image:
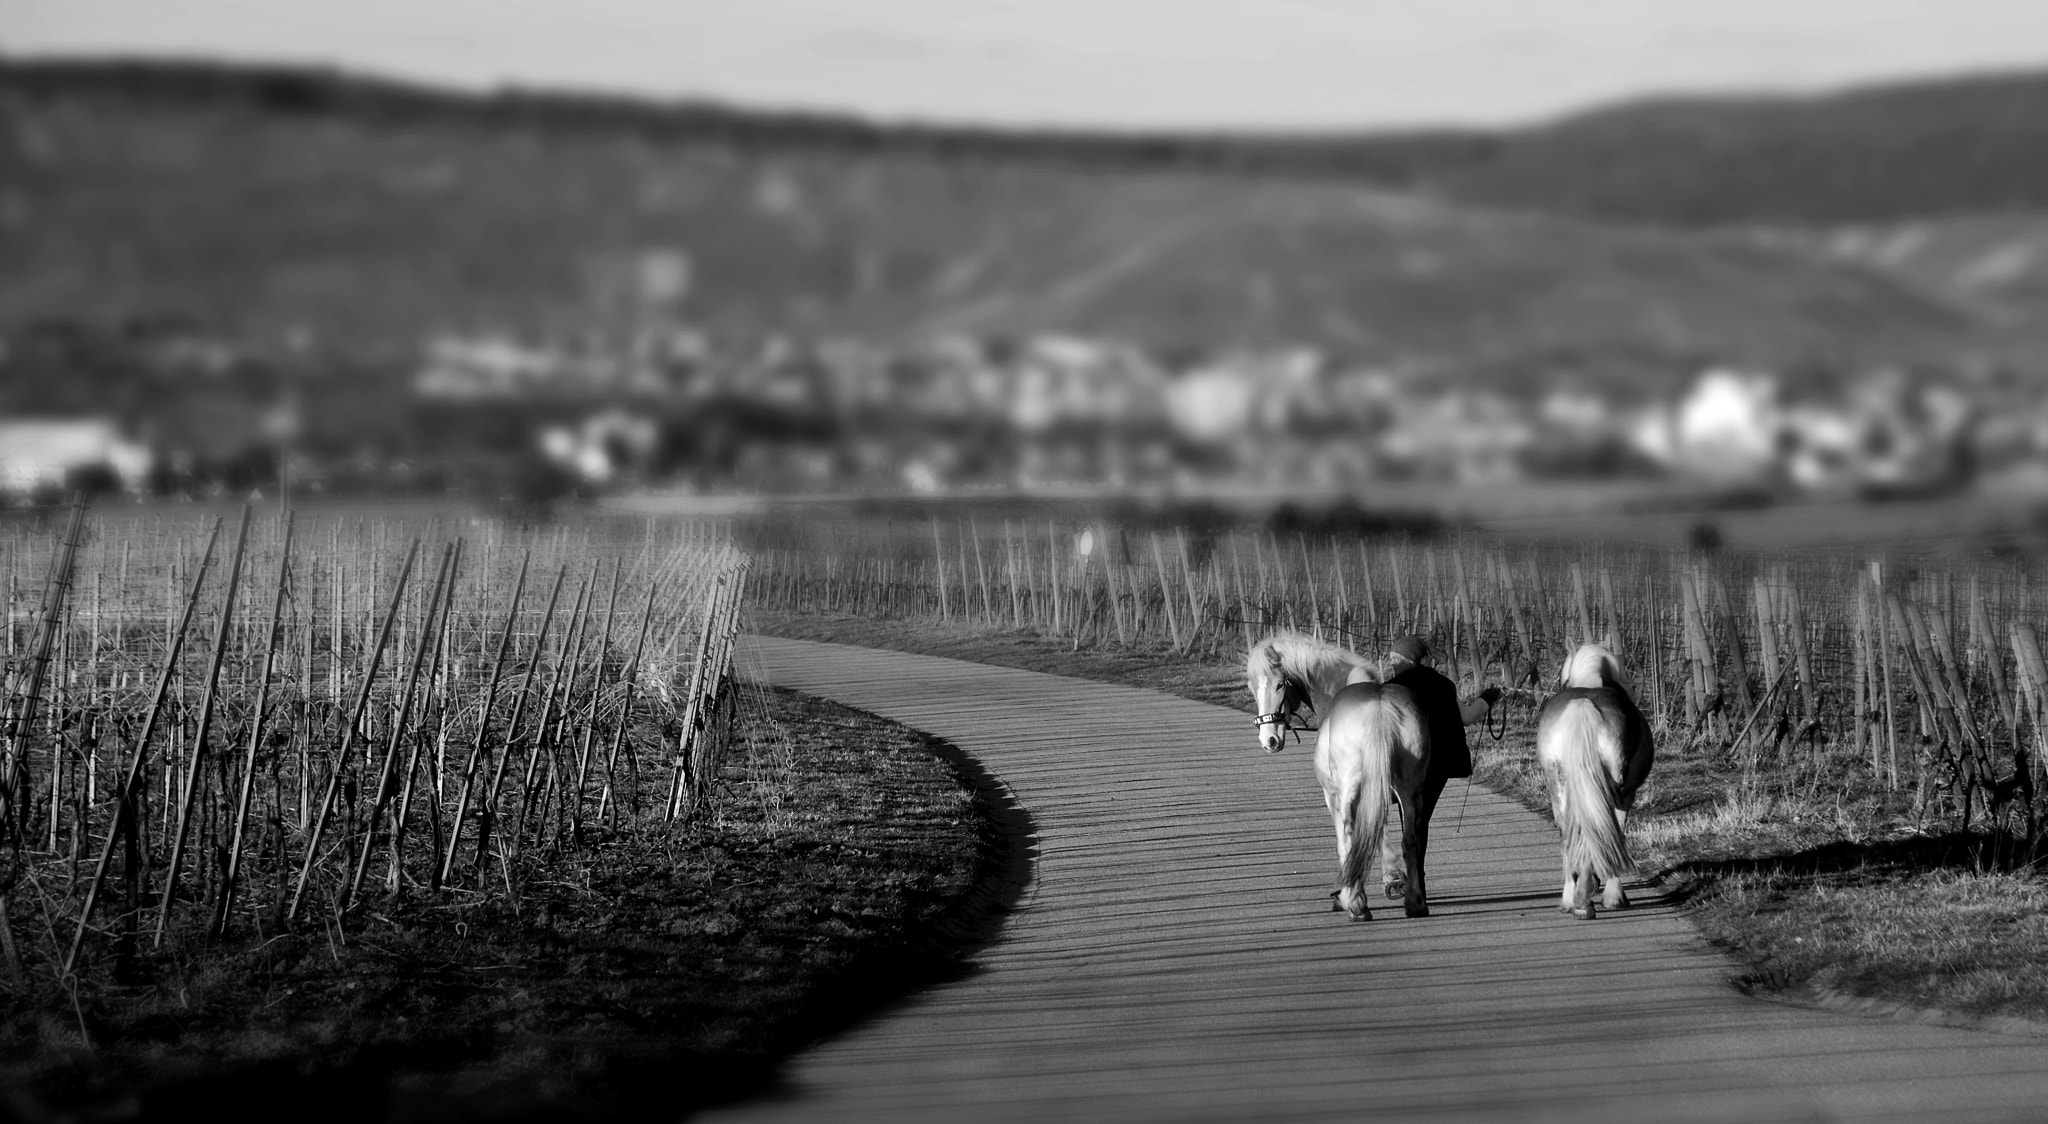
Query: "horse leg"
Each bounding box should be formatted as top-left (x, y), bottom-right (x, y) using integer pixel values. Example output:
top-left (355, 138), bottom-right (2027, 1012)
top-left (1571, 856), bottom-right (1596, 920)
top-left (1320, 781), bottom-right (1350, 913)
top-left (1602, 807), bottom-right (1632, 911)
top-left (1379, 798), bottom-right (1406, 900)
top-left (1331, 789), bottom-right (1371, 921)
top-left (1545, 763), bottom-right (1578, 914)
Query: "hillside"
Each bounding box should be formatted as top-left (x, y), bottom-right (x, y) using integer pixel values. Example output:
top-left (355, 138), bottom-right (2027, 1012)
top-left (12, 57), bottom-right (2048, 225)
top-left (1751, 214), bottom-right (2048, 326)
top-left (1442, 71), bottom-right (2048, 226)
top-left (0, 58), bottom-right (2042, 376)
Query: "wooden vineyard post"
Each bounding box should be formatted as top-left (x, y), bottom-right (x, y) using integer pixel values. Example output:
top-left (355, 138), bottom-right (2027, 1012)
top-left (1569, 562), bottom-right (1595, 646)
top-left (1642, 577), bottom-right (1667, 735)
top-left (1886, 592), bottom-right (1944, 815)
top-left (286, 537), bottom-right (420, 924)
top-left (345, 541), bottom-right (458, 910)
top-left (1177, 528), bottom-right (1204, 651)
top-left (2011, 625), bottom-right (2048, 824)
top-left (1925, 601), bottom-right (1995, 825)
top-left (1854, 583), bottom-right (1874, 778)
top-left (931, 519), bottom-right (949, 624)
top-left (66, 518), bottom-right (225, 972)
top-left (595, 581), bottom-right (660, 826)
top-left (1424, 549), bottom-right (1440, 637)
top-left (438, 552), bottom-right (531, 887)
top-left (155, 506), bottom-right (255, 944)
top-left (1452, 551), bottom-right (1480, 688)
top-left (956, 521), bottom-right (974, 625)
top-left (1005, 521), bottom-right (1023, 628)
top-left (1871, 565), bottom-right (1899, 789)
top-left (1047, 521), bottom-right (1060, 636)
top-left (1713, 574), bottom-right (1755, 724)
top-left (570, 559), bottom-right (625, 840)
top-left (1388, 545), bottom-right (1408, 636)
top-left (1753, 577), bottom-right (1781, 694)
top-left (969, 518), bottom-right (992, 625)
top-left (1251, 534), bottom-right (1271, 629)
top-left (474, 564), bottom-right (566, 877)
top-left (1783, 581), bottom-right (1817, 729)
top-left (667, 578), bottom-right (724, 821)
top-left (1525, 557), bottom-right (1565, 663)
top-left (1021, 522), bottom-right (1040, 629)
top-left (1231, 534), bottom-right (1252, 648)
top-left (1297, 533), bottom-right (1321, 640)
top-left (1598, 568), bottom-right (1623, 660)
top-left (1101, 539), bottom-right (1129, 647)
top-left (1150, 533), bottom-right (1183, 653)
top-left (1679, 569), bottom-right (1721, 745)
top-left (1327, 537), bottom-right (1351, 648)
top-left (3, 492), bottom-right (88, 841)
top-left (1970, 576), bottom-right (2016, 731)
top-left (1496, 556), bottom-right (1537, 687)
top-left (521, 571), bottom-right (594, 846)
top-left (1355, 540), bottom-right (1378, 642)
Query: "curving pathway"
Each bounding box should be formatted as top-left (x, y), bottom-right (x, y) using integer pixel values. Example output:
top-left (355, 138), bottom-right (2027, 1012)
top-left (702, 636), bottom-right (2048, 1123)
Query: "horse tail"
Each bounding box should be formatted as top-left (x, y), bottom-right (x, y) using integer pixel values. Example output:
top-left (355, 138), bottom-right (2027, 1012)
top-left (1340, 697), bottom-right (1399, 895)
top-left (1551, 700), bottom-right (1633, 882)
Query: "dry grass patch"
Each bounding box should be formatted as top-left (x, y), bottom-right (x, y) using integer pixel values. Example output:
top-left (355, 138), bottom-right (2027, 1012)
top-left (1691, 867), bottom-right (2048, 1023)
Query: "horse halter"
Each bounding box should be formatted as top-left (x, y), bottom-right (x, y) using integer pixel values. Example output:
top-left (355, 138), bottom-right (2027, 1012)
top-left (1253, 676), bottom-right (1317, 745)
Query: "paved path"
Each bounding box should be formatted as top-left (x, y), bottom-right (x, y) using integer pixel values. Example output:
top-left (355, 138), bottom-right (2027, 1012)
top-left (704, 637), bottom-right (2048, 1123)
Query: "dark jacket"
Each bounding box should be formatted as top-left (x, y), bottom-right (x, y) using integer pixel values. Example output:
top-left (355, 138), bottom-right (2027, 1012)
top-left (1386, 664), bottom-right (1474, 781)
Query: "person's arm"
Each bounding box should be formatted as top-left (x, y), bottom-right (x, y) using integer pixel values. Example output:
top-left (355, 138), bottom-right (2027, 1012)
top-left (1457, 685), bottom-right (1503, 726)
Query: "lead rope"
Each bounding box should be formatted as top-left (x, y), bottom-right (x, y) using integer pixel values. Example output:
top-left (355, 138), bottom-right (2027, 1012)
top-left (1457, 694), bottom-right (1504, 833)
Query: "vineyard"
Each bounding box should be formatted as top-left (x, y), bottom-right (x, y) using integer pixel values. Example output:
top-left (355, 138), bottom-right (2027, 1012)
top-left (747, 509), bottom-right (2048, 850)
top-left (0, 498), bottom-right (749, 984)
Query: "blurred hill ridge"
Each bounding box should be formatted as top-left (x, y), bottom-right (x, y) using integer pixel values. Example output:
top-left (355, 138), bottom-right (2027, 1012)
top-left (4, 56), bottom-right (2048, 380)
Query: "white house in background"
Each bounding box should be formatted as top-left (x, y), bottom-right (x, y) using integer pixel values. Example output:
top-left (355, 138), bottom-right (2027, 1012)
top-left (537, 409), bottom-right (662, 484)
top-left (1163, 365), bottom-right (1256, 445)
top-left (0, 418), bottom-right (153, 495)
top-left (1631, 368), bottom-right (1782, 481)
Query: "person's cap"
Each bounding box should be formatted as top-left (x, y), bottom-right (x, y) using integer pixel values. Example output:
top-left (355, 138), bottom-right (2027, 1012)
top-left (1388, 636), bottom-right (1428, 666)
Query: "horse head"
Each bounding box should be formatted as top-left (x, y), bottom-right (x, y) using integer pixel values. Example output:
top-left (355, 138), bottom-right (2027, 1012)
top-left (1560, 643), bottom-right (1629, 692)
top-left (1247, 642), bottom-right (1311, 753)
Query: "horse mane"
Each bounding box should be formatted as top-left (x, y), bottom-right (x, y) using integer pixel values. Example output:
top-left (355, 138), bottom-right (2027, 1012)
top-left (1249, 632), bottom-right (1378, 703)
top-left (1560, 644), bottom-right (1628, 692)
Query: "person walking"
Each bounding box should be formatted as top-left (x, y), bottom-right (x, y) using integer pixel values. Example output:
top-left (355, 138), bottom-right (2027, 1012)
top-left (1378, 635), bottom-right (1501, 899)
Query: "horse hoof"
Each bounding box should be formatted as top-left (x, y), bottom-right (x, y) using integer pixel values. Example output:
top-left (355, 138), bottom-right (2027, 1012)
top-left (1405, 903), bottom-right (1430, 919)
top-left (1571, 907), bottom-right (1596, 921)
top-left (1382, 880), bottom-right (1406, 900)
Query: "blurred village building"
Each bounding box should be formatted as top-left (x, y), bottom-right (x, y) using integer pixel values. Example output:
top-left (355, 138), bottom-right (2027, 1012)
top-left (405, 324), bottom-right (1992, 500)
top-left (0, 418), bottom-right (153, 498)
top-left (0, 317), bottom-right (2005, 504)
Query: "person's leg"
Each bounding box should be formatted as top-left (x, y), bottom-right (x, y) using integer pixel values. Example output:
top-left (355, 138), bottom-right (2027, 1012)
top-left (1403, 774), bottom-right (1448, 913)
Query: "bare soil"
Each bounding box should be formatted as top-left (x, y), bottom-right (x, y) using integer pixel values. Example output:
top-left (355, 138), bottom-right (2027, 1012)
top-left (0, 685), bottom-right (1019, 1122)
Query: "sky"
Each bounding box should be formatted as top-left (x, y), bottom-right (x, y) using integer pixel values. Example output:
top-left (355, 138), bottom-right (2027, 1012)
top-left (10, 0), bottom-right (2048, 131)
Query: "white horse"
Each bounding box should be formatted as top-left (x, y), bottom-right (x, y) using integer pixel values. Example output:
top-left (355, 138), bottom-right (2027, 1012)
top-left (1245, 632), bottom-right (1433, 921)
top-left (1534, 644), bottom-right (1656, 920)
